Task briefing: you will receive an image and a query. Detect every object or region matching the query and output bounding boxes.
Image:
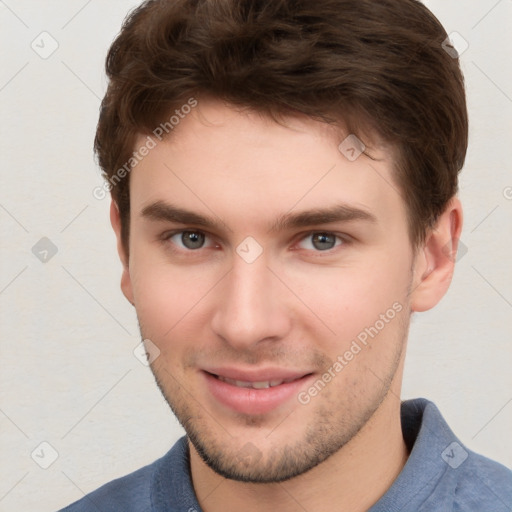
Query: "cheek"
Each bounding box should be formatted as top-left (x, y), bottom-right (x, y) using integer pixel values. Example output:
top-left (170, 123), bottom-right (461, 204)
top-left (280, 253), bottom-right (410, 350)
top-left (129, 250), bottom-right (219, 344)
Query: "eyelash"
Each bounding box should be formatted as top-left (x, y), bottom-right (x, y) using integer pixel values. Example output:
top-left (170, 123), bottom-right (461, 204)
top-left (159, 229), bottom-right (349, 256)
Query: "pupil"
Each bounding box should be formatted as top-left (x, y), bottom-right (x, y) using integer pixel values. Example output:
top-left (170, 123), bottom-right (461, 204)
top-left (183, 231), bottom-right (204, 249)
top-left (313, 233), bottom-right (335, 250)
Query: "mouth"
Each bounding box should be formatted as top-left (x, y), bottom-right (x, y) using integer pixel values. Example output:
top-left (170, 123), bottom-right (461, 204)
top-left (202, 370), bottom-right (315, 415)
top-left (207, 372), bottom-right (308, 389)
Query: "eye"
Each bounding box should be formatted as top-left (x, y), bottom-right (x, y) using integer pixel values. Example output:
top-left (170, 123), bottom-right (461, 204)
top-left (296, 232), bottom-right (344, 252)
top-left (165, 230), bottom-right (213, 251)
top-left (161, 230), bottom-right (347, 255)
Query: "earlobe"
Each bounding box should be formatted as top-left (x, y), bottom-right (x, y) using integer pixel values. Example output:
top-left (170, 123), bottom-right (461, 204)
top-left (110, 199), bottom-right (135, 306)
top-left (410, 197), bottom-right (463, 312)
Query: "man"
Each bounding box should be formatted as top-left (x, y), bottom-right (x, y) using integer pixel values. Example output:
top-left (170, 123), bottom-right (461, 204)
top-left (61, 0), bottom-right (512, 510)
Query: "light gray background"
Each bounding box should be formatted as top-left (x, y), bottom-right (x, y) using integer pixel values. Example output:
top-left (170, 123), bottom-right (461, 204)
top-left (0, 1), bottom-right (511, 511)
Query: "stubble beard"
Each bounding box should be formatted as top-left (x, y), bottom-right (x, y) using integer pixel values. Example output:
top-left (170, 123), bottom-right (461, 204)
top-left (141, 307), bottom-right (410, 484)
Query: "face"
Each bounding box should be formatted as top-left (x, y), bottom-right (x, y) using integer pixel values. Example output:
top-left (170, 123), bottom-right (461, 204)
top-left (118, 98), bottom-right (418, 483)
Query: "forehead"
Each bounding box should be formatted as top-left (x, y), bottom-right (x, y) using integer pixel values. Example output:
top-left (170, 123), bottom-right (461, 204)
top-left (129, 98), bottom-right (405, 234)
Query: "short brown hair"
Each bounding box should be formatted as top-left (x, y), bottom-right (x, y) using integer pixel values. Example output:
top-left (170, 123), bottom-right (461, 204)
top-left (95, 0), bottom-right (468, 255)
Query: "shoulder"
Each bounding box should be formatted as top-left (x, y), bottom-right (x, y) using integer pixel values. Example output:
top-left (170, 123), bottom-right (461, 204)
top-left (58, 435), bottom-right (196, 512)
top-left (420, 399), bottom-right (512, 510)
top-left (399, 399), bottom-right (512, 511)
top-left (452, 449), bottom-right (512, 510)
top-left (58, 455), bottom-right (160, 512)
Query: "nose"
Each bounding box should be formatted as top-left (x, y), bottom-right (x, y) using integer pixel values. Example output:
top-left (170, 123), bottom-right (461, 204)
top-left (210, 253), bottom-right (292, 350)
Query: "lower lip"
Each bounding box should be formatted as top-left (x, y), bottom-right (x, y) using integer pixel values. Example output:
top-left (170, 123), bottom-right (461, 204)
top-left (202, 371), bottom-right (314, 415)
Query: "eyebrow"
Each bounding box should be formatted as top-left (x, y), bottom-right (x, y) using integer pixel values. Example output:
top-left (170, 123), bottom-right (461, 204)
top-left (141, 201), bottom-right (377, 233)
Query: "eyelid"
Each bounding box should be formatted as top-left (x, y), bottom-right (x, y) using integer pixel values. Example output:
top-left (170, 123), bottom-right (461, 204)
top-left (160, 229), bottom-right (351, 253)
top-left (160, 229), bottom-right (218, 250)
top-left (293, 230), bottom-right (350, 252)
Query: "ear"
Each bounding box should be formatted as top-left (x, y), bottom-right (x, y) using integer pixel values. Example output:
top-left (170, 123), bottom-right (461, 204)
top-left (110, 199), bottom-right (135, 306)
top-left (410, 197), bottom-right (463, 312)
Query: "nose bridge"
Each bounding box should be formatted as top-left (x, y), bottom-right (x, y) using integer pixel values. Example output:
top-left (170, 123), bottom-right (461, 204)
top-left (211, 251), bottom-right (289, 346)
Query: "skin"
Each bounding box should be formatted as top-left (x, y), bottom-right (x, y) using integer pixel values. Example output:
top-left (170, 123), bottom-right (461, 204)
top-left (111, 97), bottom-right (463, 512)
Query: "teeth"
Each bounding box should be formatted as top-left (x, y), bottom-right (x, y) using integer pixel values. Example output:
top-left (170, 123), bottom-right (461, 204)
top-left (252, 381), bottom-right (271, 389)
top-left (217, 376), bottom-right (291, 388)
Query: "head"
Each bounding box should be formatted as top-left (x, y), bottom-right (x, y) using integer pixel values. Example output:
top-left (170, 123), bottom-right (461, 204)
top-left (98, 0), bottom-right (467, 483)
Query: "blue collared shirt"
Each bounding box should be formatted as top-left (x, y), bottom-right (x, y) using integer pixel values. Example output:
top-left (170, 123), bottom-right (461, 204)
top-left (60, 398), bottom-right (512, 511)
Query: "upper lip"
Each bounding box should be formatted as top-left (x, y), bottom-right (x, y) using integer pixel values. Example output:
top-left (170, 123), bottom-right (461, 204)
top-left (203, 367), bottom-right (313, 382)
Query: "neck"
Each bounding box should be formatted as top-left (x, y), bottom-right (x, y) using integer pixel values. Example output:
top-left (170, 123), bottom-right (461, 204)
top-left (189, 389), bottom-right (409, 512)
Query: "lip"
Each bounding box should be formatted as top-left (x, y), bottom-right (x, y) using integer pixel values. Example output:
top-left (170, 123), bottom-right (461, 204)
top-left (202, 370), bottom-right (315, 415)
top-left (202, 366), bottom-right (311, 382)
